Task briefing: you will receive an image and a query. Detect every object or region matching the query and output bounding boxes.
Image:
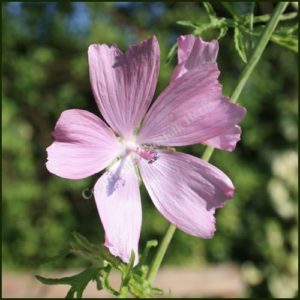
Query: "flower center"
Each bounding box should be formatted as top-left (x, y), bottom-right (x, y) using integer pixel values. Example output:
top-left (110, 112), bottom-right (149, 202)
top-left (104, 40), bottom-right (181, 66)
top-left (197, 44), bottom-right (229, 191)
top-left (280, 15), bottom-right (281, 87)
top-left (136, 147), bottom-right (158, 164)
top-left (123, 139), bottom-right (158, 164)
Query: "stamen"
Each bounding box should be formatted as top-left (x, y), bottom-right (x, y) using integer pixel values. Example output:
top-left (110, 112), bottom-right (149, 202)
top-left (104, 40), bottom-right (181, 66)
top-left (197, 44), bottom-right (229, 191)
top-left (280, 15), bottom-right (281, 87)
top-left (122, 138), bottom-right (159, 164)
top-left (136, 147), bottom-right (158, 164)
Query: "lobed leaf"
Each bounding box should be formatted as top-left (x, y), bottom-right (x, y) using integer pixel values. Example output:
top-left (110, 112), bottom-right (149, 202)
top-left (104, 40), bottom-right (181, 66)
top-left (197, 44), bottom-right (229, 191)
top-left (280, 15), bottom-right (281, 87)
top-left (36, 267), bottom-right (102, 298)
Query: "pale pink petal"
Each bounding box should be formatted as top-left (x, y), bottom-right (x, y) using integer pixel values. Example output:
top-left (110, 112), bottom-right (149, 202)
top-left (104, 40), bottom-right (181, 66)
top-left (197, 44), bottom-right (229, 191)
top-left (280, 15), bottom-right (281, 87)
top-left (172, 35), bottom-right (219, 81)
top-left (88, 36), bottom-right (160, 139)
top-left (203, 125), bottom-right (242, 151)
top-left (138, 151), bottom-right (234, 238)
top-left (46, 109), bottom-right (123, 179)
top-left (137, 65), bottom-right (246, 151)
top-left (94, 158), bottom-right (141, 265)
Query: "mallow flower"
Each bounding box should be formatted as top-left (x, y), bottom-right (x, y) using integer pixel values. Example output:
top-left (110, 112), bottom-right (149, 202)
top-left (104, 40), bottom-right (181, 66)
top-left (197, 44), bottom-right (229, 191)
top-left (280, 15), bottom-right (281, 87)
top-left (46, 35), bottom-right (246, 265)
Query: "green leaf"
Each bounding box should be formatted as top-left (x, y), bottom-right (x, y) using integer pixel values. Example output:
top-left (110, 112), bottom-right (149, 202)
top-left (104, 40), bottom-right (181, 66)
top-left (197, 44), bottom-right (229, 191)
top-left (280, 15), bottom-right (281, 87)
top-left (119, 251), bottom-right (135, 297)
top-left (217, 26), bottom-right (228, 39)
top-left (176, 20), bottom-right (198, 29)
top-left (234, 27), bottom-right (248, 63)
top-left (39, 248), bottom-right (70, 265)
top-left (72, 231), bottom-right (94, 252)
top-left (248, 2), bottom-right (255, 30)
top-left (36, 267), bottom-right (102, 298)
top-left (271, 24), bottom-right (298, 52)
top-left (193, 23), bottom-right (216, 36)
top-left (252, 12), bottom-right (298, 24)
top-left (121, 250), bottom-right (135, 286)
top-left (176, 20), bottom-right (218, 37)
top-left (69, 247), bottom-right (100, 264)
top-left (222, 2), bottom-right (255, 18)
top-left (166, 43), bottom-right (178, 64)
top-left (271, 33), bottom-right (298, 52)
top-left (252, 24), bottom-right (298, 53)
top-left (94, 244), bottom-right (123, 268)
top-left (70, 231), bottom-right (123, 268)
top-left (203, 2), bottom-right (217, 20)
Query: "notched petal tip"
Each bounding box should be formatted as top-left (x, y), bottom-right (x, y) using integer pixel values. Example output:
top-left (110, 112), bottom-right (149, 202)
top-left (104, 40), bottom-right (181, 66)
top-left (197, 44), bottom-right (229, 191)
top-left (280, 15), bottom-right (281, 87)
top-left (88, 35), bottom-right (160, 139)
top-left (88, 43), bottom-right (106, 51)
top-left (200, 214), bottom-right (216, 239)
top-left (139, 151), bottom-right (235, 240)
top-left (237, 104), bottom-right (247, 118)
top-left (87, 43), bottom-right (99, 54)
top-left (225, 188), bottom-right (235, 198)
top-left (206, 227), bottom-right (216, 239)
top-left (149, 35), bottom-right (158, 43)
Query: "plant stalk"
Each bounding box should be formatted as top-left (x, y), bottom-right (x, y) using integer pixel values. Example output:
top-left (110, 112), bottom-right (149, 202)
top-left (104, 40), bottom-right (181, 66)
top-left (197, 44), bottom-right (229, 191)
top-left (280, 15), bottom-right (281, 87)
top-left (146, 1), bottom-right (289, 285)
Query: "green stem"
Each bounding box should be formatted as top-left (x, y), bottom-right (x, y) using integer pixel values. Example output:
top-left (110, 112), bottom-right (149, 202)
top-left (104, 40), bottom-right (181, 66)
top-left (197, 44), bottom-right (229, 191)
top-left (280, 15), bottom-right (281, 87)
top-left (146, 223), bottom-right (176, 283)
top-left (201, 145), bottom-right (215, 162)
top-left (231, 2), bottom-right (288, 104)
top-left (146, 2), bottom-right (288, 285)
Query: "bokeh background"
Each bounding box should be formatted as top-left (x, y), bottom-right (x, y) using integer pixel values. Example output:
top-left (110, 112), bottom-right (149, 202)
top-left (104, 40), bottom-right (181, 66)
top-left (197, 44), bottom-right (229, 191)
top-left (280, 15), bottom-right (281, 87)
top-left (2, 2), bottom-right (298, 298)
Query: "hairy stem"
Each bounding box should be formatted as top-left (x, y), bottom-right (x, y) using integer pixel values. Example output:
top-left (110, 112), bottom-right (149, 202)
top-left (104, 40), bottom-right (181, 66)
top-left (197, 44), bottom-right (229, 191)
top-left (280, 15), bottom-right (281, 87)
top-left (146, 2), bottom-right (289, 285)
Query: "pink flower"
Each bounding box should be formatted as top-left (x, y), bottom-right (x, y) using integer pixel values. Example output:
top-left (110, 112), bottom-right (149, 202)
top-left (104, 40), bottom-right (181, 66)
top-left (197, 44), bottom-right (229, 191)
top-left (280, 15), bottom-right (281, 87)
top-left (46, 35), bottom-right (246, 265)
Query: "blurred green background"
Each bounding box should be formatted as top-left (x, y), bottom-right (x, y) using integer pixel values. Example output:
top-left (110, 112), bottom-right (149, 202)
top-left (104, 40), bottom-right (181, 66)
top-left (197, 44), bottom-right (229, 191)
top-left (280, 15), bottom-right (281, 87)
top-left (2, 2), bottom-right (298, 298)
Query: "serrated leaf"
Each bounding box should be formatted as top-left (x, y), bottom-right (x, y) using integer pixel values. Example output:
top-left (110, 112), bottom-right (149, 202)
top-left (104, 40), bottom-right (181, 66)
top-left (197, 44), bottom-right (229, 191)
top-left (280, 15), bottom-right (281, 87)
top-left (36, 267), bottom-right (102, 298)
top-left (234, 27), bottom-right (248, 63)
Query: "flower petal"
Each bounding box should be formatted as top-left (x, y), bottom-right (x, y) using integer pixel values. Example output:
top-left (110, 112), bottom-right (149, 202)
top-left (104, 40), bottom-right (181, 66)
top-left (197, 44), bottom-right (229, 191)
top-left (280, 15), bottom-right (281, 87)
top-left (203, 125), bottom-right (243, 151)
top-left (94, 158), bottom-right (141, 265)
top-left (172, 35), bottom-right (219, 81)
top-left (46, 109), bottom-right (123, 179)
top-left (137, 65), bottom-right (246, 150)
top-left (88, 36), bottom-right (160, 139)
top-left (138, 150), bottom-right (234, 238)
